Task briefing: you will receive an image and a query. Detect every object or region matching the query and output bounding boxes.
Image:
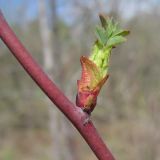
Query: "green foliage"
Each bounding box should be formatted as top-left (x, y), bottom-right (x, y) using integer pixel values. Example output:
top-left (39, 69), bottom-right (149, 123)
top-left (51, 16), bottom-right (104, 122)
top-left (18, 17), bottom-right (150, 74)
top-left (90, 15), bottom-right (129, 77)
top-left (95, 15), bottom-right (129, 47)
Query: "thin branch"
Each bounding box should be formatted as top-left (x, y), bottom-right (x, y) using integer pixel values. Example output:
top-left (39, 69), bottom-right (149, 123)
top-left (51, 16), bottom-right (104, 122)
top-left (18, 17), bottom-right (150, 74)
top-left (0, 11), bottom-right (115, 160)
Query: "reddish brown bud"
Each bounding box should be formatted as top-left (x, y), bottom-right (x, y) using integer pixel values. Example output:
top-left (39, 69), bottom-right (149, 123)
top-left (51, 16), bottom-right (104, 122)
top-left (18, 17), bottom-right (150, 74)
top-left (76, 56), bottom-right (109, 114)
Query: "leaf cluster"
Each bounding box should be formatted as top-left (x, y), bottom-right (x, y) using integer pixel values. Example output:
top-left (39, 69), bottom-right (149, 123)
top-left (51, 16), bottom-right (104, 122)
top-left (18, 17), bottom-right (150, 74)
top-left (95, 14), bottom-right (130, 48)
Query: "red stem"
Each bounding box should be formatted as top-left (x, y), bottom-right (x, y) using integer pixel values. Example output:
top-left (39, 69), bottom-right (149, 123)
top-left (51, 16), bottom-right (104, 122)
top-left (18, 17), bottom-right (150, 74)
top-left (0, 11), bottom-right (115, 160)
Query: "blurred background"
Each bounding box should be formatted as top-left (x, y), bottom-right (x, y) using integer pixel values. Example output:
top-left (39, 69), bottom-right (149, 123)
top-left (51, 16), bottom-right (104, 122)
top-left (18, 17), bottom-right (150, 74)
top-left (0, 0), bottom-right (160, 160)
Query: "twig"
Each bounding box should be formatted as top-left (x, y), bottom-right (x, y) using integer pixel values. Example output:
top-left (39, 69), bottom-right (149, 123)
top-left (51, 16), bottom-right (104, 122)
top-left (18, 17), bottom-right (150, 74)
top-left (0, 11), bottom-right (115, 160)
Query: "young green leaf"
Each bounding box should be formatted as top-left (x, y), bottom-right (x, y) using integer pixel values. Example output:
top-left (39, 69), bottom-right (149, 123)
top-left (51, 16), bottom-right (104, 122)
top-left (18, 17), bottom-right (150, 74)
top-left (107, 36), bottom-right (126, 47)
top-left (95, 27), bottom-right (108, 46)
top-left (113, 30), bottom-right (130, 37)
top-left (99, 14), bottom-right (108, 28)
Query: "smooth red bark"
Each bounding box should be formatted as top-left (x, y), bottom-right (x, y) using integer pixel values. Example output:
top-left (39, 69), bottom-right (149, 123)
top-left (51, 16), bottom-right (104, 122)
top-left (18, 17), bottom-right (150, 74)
top-left (0, 11), bottom-right (115, 160)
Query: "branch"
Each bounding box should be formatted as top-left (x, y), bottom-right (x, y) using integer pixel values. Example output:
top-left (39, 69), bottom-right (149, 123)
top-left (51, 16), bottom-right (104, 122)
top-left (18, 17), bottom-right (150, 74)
top-left (0, 11), bottom-right (115, 160)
